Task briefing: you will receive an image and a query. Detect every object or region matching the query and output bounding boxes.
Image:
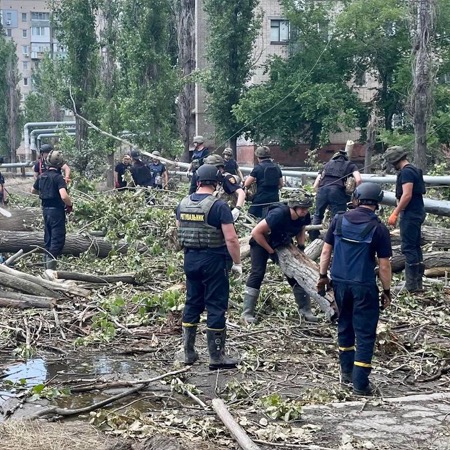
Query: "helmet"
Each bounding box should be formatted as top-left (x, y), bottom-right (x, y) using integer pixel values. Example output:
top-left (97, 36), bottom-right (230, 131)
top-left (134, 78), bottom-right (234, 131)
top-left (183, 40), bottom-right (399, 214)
top-left (151, 151), bottom-right (161, 158)
top-left (130, 149), bottom-right (141, 159)
top-left (40, 144), bottom-right (53, 154)
top-left (384, 146), bottom-right (407, 164)
top-left (255, 146), bottom-right (270, 158)
top-left (222, 148), bottom-right (233, 157)
top-left (287, 194), bottom-right (313, 209)
top-left (331, 150), bottom-right (348, 160)
top-left (46, 150), bottom-right (65, 168)
top-left (196, 164), bottom-right (220, 184)
top-left (204, 154), bottom-right (225, 167)
top-left (193, 135), bottom-right (204, 144)
top-left (353, 182), bottom-right (384, 205)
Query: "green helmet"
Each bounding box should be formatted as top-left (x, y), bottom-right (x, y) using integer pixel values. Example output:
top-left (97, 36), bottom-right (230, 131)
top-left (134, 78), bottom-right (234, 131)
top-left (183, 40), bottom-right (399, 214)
top-left (287, 195), bottom-right (313, 209)
top-left (46, 150), bottom-right (65, 168)
top-left (255, 146), bottom-right (270, 158)
top-left (384, 146), bottom-right (408, 164)
top-left (193, 135), bottom-right (204, 145)
top-left (222, 148), bottom-right (233, 156)
top-left (151, 151), bottom-right (161, 158)
top-left (204, 154), bottom-right (225, 167)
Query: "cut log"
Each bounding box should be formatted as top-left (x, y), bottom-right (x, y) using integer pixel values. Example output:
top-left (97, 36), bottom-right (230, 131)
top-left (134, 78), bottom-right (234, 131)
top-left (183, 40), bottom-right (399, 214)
top-left (0, 231), bottom-right (144, 257)
top-left (0, 208), bottom-right (39, 231)
top-left (0, 297), bottom-right (53, 309)
top-left (0, 290), bottom-right (55, 304)
top-left (390, 251), bottom-right (450, 273)
top-left (305, 238), bottom-right (324, 261)
top-left (277, 245), bottom-right (337, 321)
top-left (0, 272), bottom-right (59, 298)
top-left (390, 225), bottom-right (450, 249)
top-left (424, 267), bottom-right (450, 277)
top-left (50, 270), bottom-right (137, 284)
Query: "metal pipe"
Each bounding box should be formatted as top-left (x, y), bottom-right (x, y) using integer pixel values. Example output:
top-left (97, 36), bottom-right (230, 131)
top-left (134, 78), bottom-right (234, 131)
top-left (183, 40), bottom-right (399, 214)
top-left (30, 127), bottom-right (75, 151)
top-left (37, 132), bottom-right (76, 141)
top-left (24, 121), bottom-right (76, 160)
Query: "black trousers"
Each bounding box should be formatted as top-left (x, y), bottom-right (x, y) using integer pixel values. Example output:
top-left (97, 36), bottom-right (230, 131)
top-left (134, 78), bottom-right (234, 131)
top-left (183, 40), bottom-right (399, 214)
top-left (43, 207), bottom-right (66, 258)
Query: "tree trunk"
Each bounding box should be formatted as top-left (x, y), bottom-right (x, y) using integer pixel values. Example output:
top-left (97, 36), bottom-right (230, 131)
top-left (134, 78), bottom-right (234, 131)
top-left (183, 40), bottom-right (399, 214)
top-left (0, 297), bottom-right (53, 309)
top-left (0, 208), bottom-right (40, 231)
top-left (0, 231), bottom-right (139, 257)
top-left (50, 271), bottom-right (137, 285)
top-left (277, 245), bottom-right (337, 321)
top-left (0, 272), bottom-right (59, 298)
top-left (364, 109), bottom-right (377, 174)
top-left (391, 251), bottom-right (450, 273)
top-left (390, 225), bottom-right (450, 249)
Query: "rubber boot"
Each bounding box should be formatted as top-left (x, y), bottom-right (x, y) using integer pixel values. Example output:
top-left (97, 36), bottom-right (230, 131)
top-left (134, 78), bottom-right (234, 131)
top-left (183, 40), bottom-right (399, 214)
top-left (241, 287), bottom-right (259, 324)
top-left (207, 329), bottom-right (238, 370)
top-left (405, 263), bottom-right (420, 292)
top-left (293, 285), bottom-right (319, 322)
top-left (339, 347), bottom-right (355, 385)
top-left (352, 365), bottom-right (379, 396)
top-left (44, 254), bottom-right (57, 270)
top-left (182, 326), bottom-right (199, 365)
top-left (417, 262), bottom-right (425, 291)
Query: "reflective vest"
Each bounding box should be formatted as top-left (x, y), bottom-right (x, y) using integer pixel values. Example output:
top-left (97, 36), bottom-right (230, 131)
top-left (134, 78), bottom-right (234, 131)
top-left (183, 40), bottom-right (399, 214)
top-left (331, 212), bottom-right (379, 284)
top-left (178, 195), bottom-right (225, 249)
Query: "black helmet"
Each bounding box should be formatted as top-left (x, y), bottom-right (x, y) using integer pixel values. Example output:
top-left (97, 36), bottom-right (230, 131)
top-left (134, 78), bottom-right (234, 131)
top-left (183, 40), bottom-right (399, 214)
top-left (287, 194), bottom-right (313, 209)
top-left (196, 164), bottom-right (220, 184)
top-left (130, 149), bottom-right (141, 159)
top-left (40, 144), bottom-right (53, 154)
top-left (46, 150), bottom-right (65, 168)
top-left (353, 182), bottom-right (383, 205)
top-left (204, 154), bottom-right (225, 167)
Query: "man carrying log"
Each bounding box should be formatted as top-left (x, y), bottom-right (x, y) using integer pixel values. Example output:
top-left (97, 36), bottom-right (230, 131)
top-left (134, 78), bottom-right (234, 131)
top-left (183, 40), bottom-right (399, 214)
top-left (176, 164), bottom-right (241, 370)
top-left (242, 195), bottom-right (318, 324)
top-left (32, 150), bottom-right (73, 270)
top-left (318, 183), bottom-right (392, 396)
top-left (385, 146), bottom-right (426, 292)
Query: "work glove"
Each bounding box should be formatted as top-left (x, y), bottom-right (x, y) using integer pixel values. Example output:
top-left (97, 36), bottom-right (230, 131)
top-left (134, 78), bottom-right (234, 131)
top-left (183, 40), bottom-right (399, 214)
top-left (388, 212), bottom-right (398, 227)
top-left (297, 244), bottom-right (305, 253)
top-left (380, 289), bottom-right (391, 311)
top-left (65, 204), bottom-right (73, 215)
top-left (317, 274), bottom-right (330, 296)
top-left (115, 181), bottom-right (121, 188)
top-left (231, 207), bottom-right (241, 222)
top-left (269, 252), bottom-right (279, 265)
top-left (231, 263), bottom-right (242, 276)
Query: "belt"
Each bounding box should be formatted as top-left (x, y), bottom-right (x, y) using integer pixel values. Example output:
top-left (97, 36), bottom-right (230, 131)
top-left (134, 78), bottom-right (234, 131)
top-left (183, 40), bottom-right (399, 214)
top-left (185, 248), bottom-right (211, 253)
top-left (43, 207), bottom-right (62, 210)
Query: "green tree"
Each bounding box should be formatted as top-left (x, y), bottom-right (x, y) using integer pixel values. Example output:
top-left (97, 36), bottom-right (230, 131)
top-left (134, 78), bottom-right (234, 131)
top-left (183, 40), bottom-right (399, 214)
top-left (203, 0), bottom-right (261, 155)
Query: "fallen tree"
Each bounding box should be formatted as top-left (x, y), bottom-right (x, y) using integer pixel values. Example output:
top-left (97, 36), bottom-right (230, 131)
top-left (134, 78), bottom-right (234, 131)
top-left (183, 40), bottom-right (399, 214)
top-left (391, 251), bottom-right (450, 274)
top-left (0, 208), bottom-right (39, 231)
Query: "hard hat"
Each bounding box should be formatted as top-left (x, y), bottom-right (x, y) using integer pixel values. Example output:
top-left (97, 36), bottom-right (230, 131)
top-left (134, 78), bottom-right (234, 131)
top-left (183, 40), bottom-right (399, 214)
top-left (204, 154), bottom-right (225, 167)
top-left (151, 151), bottom-right (161, 157)
top-left (196, 164), bottom-right (220, 184)
top-left (353, 182), bottom-right (384, 205)
top-left (287, 194), bottom-right (313, 209)
top-left (384, 146), bottom-right (408, 164)
top-left (46, 150), bottom-right (65, 169)
top-left (40, 144), bottom-right (53, 154)
top-left (255, 146), bottom-right (270, 158)
top-left (193, 135), bottom-right (204, 144)
top-left (222, 148), bottom-right (233, 156)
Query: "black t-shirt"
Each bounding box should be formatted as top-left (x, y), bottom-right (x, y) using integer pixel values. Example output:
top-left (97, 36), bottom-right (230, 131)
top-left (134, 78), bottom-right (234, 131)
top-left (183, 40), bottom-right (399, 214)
top-left (224, 159), bottom-right (239, 175)
top-left (396, 164), bottom-right (425, 215)
top-left (319, 158), bottom-right (358, 188)
top-left (222, 173), bottom-right (242, 195)
top-left (33, 169), bottom-right (67, 208)
top-left (250, 160), bottom-right (282, 204)
top-left (131, 160), bottom-right (152, 186)
top-left (0, 172), bottom-right (4, 185)
top-left (264, 205), bottom-right (311, 248)
top-left (324, 207), bottom-right (392, 259)
top-left (115, 162), bottom-right (131, 188)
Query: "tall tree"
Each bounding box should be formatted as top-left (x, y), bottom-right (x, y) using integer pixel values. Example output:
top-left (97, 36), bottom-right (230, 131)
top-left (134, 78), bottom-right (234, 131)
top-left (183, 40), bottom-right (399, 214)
top-left (203, 0), bottom-right (261, 155)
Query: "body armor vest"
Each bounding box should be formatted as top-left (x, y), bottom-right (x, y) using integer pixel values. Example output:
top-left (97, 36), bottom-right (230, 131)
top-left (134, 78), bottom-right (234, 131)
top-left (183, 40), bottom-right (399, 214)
top-left (178, 195), bottom-right (225, 249)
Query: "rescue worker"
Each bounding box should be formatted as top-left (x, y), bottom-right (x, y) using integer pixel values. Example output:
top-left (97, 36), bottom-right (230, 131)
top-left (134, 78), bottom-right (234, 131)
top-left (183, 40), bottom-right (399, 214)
top-left (243, 146), bottom-right (283, 218)
top-left (130, 150), bottom-right (152, 187)
top-left (203, 154), bottom-right (245, 221)
top-left (385, 146), bottom-right (426, 292)
top-left (31, 150), bottom-right (73, 270)
top-left (222, 148), bottom-right (244, 181)
top-left (309, 148), bottom-right (362, 241)
top-left (0, 170), bottom-right (6, 205)
top-left (318, 183), bottom-right (392, 396)
top-left (149, 151), bottom-right (168, 189)
top-left (34, 144), bottom-right (71, 184)
top-left (242, 195), bottom-right (318, 324)
top-left (187, 136), bottom-right (209, 194)
top-left (176, 164), bottom-right (242, 370)
top-left (114, 154), bottom-right (132, 190)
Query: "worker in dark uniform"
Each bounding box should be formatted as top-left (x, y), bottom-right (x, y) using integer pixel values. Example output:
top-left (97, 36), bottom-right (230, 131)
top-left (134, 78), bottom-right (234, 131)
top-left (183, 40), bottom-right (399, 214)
top-left (318, 183), bottom-right (392, 396)
top-left (243, 146), bottom-right (283, 218)
top-left (242, 195), bottom-right (318, 324)
top-left (31, 150), bottom-right (73, 270)
top-left (114, 154), bottom-right (132, 190)
top-left (34, 144), bottom-right (71, 184)
top-left (187, 136), bottom-right (209, 194)
top-left (222, 148), bottom-right (244, 180)
top-left (385, 146), bottom-right (426, 292)
top-left (204, 154), bottom-right (245, 221)
top-left (149, 151), bottom-right (168, 189)
top-left (309, 149), bottom-right (362, 241)
top-left (176, 164), bottom-right (242, 370)
top-left (0, 170), bottom-right (6, 205)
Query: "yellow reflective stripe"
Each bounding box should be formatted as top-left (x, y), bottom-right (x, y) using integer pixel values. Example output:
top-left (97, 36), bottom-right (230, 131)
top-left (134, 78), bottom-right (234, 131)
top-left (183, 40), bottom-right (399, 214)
top-left (354, 361), bottom-right (372, 368)
top-left (182, 322), bottom-right (199, 328)
top-left (339, 346), bottom-right (355, 352)
top-left (206, 327), bottom-right (225, 331)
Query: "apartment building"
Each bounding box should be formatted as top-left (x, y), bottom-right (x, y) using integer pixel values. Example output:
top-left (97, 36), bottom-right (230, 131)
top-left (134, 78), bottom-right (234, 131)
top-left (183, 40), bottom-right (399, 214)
top-left (0, 0), bottom-right (64, 100)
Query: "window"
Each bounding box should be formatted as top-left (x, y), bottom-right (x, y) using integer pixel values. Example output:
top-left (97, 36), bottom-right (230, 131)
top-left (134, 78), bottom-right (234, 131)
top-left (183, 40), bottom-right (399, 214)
top-left (23, 61), bottom-right (28, 70)
top-left (31, 12), bottom-right (50, 21)
top-left (23, 77), bottom-right (28, 86)
top-left (271, 20), bottom-right (289, 43)
top-left (22, 13), bottom-right (27, 22)
top-left (7, 12), bottom-right (12, 20)
top-left (32, 26), bottom-right (48, 36)
top-left (22, 45), bottom-right (29, 55)
top-left (7, 29), bottom-right (12, 37)
top-left (22, 29), bottom-right (27, 38)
